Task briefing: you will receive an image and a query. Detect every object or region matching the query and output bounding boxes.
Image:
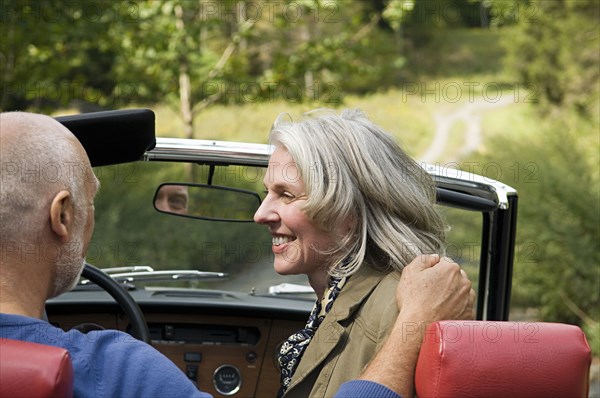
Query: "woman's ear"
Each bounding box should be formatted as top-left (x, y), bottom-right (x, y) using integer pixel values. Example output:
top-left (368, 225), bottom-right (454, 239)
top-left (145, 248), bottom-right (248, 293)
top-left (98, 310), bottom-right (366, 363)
top-left (49, 190), bottom-right (72, 242)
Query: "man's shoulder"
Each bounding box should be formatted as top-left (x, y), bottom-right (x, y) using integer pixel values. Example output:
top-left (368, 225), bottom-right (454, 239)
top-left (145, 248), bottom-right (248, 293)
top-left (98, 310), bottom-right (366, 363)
top-left (0, 313), bottom-right (64, 343)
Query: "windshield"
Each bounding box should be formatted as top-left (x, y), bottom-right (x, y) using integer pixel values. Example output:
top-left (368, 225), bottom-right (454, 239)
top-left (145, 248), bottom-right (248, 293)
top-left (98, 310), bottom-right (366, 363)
top-left (90, 160), bottom-right (482, 299)
top-left (90, 161), bottom-right (314, 297)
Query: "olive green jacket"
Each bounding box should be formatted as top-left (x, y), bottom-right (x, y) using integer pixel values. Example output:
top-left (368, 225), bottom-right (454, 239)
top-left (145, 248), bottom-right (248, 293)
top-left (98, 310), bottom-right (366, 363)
top-left (283, 266), bottom-right (401, 398)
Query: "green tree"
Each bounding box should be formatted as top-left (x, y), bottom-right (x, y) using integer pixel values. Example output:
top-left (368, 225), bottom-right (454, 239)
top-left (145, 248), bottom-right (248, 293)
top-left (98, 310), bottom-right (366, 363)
top-left (476, 113), bottom-right (599, 329)
top-left (109, 1), bottom-right (392, 137)
top-left (0, 0), bottom-right (129, 111)
top-left (111, 0), bottom-right (258, 140)
top-left (2, 1), bottom-right (404, 114)
top-left (504, 0), bottom-right (600, 118)
top-left (491, 0), bottom-right (600, 325)
top-left (471, 0), bottom-right (599, 351)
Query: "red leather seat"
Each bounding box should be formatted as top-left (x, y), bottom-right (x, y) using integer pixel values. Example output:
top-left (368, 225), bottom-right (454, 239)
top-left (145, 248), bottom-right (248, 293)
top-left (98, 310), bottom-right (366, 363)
top-left (0, 338), bottom-right (74, 398)
top-left (415, 321), bottom-right (592, 398)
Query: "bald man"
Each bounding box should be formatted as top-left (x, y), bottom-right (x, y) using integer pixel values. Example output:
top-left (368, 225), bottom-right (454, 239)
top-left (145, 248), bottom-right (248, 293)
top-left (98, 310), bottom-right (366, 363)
top-left (0, 112), bottom-right (474, 398)
top-left (1, 112), bottom-right (98, 317)
top-left (0, 112), bottom-right (211, 397)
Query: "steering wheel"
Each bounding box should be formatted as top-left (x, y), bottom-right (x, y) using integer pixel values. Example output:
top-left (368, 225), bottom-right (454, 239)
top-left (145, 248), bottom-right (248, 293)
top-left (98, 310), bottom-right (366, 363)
top-left (81, 263), bottom-right (151, 344)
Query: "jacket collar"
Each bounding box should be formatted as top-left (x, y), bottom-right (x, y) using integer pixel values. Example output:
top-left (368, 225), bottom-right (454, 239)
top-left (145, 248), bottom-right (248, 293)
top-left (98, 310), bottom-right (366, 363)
top-left (286, 265), bottom-right (386, 392)
top-left (326, 265), bottom-right (386, 322)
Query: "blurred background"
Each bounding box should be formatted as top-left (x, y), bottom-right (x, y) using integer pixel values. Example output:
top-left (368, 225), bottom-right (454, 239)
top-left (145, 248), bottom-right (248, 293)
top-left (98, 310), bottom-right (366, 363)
top-left (2, 0), bottom-right (598, 377)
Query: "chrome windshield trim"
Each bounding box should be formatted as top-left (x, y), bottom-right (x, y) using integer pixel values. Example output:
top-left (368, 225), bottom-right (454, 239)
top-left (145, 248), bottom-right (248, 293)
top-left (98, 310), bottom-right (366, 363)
top-left (145, 138), bottom-right (272, 166)
top-left (145, 138), bottom-right (517, 209)
top-left (101, 266), bottom-right (155, 274)
top-left (80, 270), bottom-right (227, 285)
top-left (423, 163), bottom-right (517, 210)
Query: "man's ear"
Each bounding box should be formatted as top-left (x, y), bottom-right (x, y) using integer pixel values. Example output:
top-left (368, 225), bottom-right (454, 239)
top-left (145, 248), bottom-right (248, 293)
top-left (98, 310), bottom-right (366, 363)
top-left (50, 190), bottom-right (73, 242)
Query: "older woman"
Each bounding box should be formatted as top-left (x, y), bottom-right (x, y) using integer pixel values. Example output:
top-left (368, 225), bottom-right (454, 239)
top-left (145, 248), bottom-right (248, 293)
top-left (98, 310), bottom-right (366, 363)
top-left (254, 109), bottom-right (448, 398)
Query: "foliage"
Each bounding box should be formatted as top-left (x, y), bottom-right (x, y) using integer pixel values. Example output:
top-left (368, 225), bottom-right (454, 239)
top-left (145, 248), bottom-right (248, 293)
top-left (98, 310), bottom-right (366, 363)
top-left (584, 321), bottom-right (600, 357)
top-left (1, 0), bottom-right (413, 134)
top-left (112, 1), bottom-right (254, 107)
top-left (480, 0), bottom-right (533, 28)
top-left (0, 0), bottom-right (122, 111)
top-left (403, 28), bottom-right (507, 78)
top-left (234, 1), bottom-right (400, 102)
top-left (386, 0), bottom-right (486, 30)
top-left (2, 0), bottom-right (512, 114)
top-left (492, 0), bottom-right (600, 328)
top-left (503, 0), bottom-right (600, 118)
top-left (474, 111), bottom-right (599, 326)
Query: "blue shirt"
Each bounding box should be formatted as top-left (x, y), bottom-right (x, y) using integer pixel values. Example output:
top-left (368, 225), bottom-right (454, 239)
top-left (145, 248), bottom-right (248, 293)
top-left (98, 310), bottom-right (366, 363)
top-left (1, 313), bottom-right (400, 398)
top-left (334, 380), bottom-right (401, 397)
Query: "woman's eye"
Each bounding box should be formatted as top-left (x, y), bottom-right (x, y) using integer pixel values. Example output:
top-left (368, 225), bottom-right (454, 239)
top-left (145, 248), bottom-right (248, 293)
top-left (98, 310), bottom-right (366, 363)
top-left (282, 192), bottom-right (295, 200)
top-left (263, 187), bottom-right (301, 202)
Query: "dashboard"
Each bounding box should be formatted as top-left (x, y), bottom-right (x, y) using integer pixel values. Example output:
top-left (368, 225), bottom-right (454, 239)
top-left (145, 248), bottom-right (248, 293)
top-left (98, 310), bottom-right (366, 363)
top-left (47, 288), bottom-right (311, 397)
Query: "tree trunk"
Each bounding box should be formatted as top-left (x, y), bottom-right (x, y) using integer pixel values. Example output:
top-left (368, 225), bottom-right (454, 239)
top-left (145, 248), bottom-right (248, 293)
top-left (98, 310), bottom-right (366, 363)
top-left (175, 4), bottom-right (196, 181)
top-left (179, 65), bottom-right (193, 140)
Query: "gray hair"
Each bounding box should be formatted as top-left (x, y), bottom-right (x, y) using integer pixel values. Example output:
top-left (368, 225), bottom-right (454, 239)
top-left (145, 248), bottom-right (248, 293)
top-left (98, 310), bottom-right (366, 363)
top-left (270, 108), bottom-right (446, 277)
top-left (0, 112), bottom-right (91, 243)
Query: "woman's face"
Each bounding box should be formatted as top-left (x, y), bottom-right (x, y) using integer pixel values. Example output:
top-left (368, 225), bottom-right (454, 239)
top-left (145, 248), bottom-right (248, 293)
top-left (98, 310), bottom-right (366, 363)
top-left (254, 147), bottom-right (339, 280)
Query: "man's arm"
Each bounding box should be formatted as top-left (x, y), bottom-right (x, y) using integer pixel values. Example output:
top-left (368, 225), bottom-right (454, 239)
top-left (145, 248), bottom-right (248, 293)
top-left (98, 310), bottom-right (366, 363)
top-left (332, 310), bottom-right (423, 398)
top-left (334, 255), bottom-right (474, 398)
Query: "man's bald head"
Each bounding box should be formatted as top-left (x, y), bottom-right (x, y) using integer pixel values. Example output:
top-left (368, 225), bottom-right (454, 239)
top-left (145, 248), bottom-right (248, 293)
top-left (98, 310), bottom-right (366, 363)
top-left (0, 112), bottom-right (101, 306)
top-left (1, 112), bottom-right (96, 241)
top-left (1, 111), bottom-right (78, 143)
top-left (0, 112), bottom-right (90, 171)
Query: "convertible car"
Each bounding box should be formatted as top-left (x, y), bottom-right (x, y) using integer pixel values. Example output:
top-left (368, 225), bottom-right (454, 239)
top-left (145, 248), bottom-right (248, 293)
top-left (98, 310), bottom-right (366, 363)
top-left (1, 109), bottom-right (592, 397)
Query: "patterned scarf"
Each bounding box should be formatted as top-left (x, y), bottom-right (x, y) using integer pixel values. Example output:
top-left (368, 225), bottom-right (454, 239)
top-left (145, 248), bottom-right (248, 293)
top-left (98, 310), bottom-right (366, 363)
top-left (277, 276), bottom-right (348, 397)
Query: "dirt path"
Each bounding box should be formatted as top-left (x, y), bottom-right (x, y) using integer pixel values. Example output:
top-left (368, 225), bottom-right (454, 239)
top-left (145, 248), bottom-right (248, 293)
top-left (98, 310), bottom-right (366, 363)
top-left (418, 96), bottom-right (515, 163)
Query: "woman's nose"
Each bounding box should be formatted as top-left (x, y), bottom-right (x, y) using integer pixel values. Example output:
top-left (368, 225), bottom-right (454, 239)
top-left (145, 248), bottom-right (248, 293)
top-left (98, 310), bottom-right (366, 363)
top-left (254, 195), bottom-right (278, 224)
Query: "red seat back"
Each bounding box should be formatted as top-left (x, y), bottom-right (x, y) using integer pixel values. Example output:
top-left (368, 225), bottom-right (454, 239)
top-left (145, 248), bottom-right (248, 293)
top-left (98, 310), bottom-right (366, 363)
top-left (415, 321), bottom-right (591, 398)
top-left (0, 338), bottom-right (74, 398)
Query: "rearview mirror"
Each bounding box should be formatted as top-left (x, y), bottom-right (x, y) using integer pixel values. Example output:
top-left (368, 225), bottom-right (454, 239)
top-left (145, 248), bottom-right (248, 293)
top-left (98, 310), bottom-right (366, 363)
top-left (153, 183), bottom-right (261, 222)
